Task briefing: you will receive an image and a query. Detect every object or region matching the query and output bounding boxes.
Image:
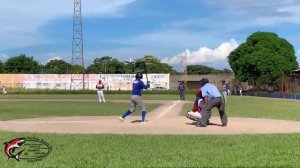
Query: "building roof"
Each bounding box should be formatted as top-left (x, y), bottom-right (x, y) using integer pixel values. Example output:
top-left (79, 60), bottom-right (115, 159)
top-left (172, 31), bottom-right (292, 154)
top-left (292, 68), bottom-right (300, 74)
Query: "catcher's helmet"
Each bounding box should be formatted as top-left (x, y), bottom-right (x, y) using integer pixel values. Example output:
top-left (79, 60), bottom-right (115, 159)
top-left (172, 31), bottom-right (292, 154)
top-left (195, 88), bottom-right (203, 98)
top-left (199, 78), bottom-right (209, 87)
top-left (135, 72), bottom-right (143, 79)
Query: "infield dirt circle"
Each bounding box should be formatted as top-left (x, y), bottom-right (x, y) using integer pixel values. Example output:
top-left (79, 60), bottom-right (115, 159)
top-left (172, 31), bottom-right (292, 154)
top-left (1, 100), bottom-right (300, 134)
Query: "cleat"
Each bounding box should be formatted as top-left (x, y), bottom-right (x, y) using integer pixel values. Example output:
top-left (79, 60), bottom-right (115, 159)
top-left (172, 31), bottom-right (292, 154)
top-left (119, 117), bottom-right (125, 122)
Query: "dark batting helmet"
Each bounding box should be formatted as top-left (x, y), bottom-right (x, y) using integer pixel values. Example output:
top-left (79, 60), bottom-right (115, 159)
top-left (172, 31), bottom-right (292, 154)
top-left (135, 72), bottom-right (143, 79)
top-left (199, 78), bottom-right (209, 87)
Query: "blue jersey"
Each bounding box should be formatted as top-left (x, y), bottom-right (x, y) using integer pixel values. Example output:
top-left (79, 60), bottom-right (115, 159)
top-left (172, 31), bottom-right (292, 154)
top-left (132, 79), bottom-right (149, 96)
top-left (201, 83), bottom-right (221, 99)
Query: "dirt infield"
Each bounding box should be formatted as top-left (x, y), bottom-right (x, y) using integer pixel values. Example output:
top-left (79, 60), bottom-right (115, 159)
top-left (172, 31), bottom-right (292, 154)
top-left (1, 100), bottom-right (300, 134)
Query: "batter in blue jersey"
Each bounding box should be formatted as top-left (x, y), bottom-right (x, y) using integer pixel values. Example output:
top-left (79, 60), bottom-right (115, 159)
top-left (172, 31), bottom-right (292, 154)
top-left (119, 72), bottom-right (150, 123)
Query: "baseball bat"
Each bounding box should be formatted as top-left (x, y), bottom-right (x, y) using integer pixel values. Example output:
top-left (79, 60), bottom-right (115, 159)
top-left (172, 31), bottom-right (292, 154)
top-left (142, 61), bottom-right (149, 84)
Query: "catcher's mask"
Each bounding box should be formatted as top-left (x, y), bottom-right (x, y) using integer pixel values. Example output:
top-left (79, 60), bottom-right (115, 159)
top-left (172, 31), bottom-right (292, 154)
top-left (135, 72), bottom-right (143, 79)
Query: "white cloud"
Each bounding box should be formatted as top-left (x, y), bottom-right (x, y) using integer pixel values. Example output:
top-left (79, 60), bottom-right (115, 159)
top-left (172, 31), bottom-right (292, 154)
top-left (208, 0), bottom-right (300, 29)
top-left (45, 56), bottom-right (62, 63)
top-left (42, 53), bottom-right (65, 65)
top-left (0, 53), bottom-right (9, 62)
top-left (106, 29), bottom-right (223, 50)
top-left (161, 39), bottom-right (239, 69)
top-left (0, 0), bottom-right (136, 50)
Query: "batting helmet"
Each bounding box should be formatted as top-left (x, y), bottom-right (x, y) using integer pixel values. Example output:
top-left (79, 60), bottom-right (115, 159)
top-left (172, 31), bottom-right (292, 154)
top-left (199, 78), bottom-right (209, 87)
top-left (135, 72), bottom-right (143, 79)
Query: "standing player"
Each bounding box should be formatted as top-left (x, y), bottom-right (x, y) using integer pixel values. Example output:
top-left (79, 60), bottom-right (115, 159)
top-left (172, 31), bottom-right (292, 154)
top-left (119, 72), bottom-right (150, 124)
top-left (96, 80), bottom-right (105, 103)
top-left (2, 85), bottom-right (7, 96)
top-left (221, 79), bottom-right (228, 103)
top-left (177, 81), bottom-right (185, 100)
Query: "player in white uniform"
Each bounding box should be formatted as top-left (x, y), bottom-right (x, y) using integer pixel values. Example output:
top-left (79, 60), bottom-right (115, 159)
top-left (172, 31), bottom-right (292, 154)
top-left (96, 80), bottom-right (105, 103)
top-left (2, 86), bottom-right (7, 96)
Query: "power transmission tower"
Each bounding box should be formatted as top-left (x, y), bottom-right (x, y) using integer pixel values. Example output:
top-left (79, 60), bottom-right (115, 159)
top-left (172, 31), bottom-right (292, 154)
top-left (70, 0), bottom-right (85, 90)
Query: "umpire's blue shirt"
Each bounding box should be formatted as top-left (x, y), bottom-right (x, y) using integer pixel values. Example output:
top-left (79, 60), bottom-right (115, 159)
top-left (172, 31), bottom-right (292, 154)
top-left (201, 83), bottom-right (221, 99)
top-left (132, 79), bottom-right (148, 96)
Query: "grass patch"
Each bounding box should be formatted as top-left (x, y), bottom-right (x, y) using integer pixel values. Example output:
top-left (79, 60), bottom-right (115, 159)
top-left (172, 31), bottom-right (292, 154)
top-left (0, 132), bottom-right (300, 168)
top-left (182, 96), bottom-right (300, 121)
top-left (0, 101), bottom-right (160, 120)
top-left (0, 94), bottom-right (195, 100)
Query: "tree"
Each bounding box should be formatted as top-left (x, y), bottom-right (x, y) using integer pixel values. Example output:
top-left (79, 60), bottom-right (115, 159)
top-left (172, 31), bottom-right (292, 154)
top-left (86, 56), bottom-right (125, 74)
top-left (228, 31), bottom-right (298, 86)
top-left (135, 55), bottom-right (174, 73)
top-left (123, 61), bottom-right (135, 73)
top-left (0, 61), bottom-right (4, 73)
top-left (44, 59), bottom-right (71, 74)
top-left (4, 54), bottom-right (42, 73)
top-left (187, 65), bottom-right (232, 75)
top-left (69, 64), bottom-right (85, 74)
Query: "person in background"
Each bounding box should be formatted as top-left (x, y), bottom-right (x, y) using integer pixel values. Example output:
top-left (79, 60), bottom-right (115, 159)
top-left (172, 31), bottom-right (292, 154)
top-left (96, 80), bottom-right (105, 103)
top-left (239, 85), bottom-right (243, 96)
top-left (2, 85), bottom-right (7, 96)
top-left (227, 83), bottom-right (231, 96)
top-left (177, 81), bottom-right (185, 101)
top-left (221, 79), bottom-right (228, 103)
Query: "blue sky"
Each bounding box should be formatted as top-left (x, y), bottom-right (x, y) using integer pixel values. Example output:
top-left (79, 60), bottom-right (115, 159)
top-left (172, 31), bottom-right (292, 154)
top-left (1, 0), bottom-right (300, 71)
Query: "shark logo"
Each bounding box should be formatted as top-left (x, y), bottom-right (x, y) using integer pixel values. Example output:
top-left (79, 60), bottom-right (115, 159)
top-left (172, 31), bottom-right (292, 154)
top-left (3, 138), bottom-right (26, 161)
top-left (3, 137), bottom-right (52, 162)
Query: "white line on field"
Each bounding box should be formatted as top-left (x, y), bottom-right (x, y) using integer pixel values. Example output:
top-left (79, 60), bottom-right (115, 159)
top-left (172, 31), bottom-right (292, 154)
top-left (155, 100), bottom-right (180, 119)
top-left (5, 121), bottom-right (101, 124)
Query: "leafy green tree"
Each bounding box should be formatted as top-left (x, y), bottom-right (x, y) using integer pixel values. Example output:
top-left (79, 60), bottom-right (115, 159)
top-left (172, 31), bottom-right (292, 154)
top-left (223, 68), bottom-right (233, 74)
top-left (87, 55), bottom-right (177, 74)
top-left (69, 64), bottom-right (85, 74)
top-left (187, 65), bottom-right (231, 75)
top-left (44, 59), bottom-right (71, 74)
top-left (228, 31), bottom-right (298, 86)
top-left (123, 61), bottom-right (135, 73)
top-left (0, 61), bottom-right (4, 73)
top-left (4, 54), bottom-right (42, 73)
top-left (86, 56), bottom-right (125, 74)
top-left (135, 55), bottom-right (174, 73)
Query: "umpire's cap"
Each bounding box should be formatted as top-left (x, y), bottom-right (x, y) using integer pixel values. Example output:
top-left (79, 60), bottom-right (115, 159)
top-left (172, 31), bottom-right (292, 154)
top-left (135, 72), bottom-right (143, 79)
top-left (199, 78), bottom-right (209, 87)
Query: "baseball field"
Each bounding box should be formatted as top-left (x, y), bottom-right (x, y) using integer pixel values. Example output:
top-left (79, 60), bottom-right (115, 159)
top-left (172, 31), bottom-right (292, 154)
top-left (1, 94), bottom-right (300, 167)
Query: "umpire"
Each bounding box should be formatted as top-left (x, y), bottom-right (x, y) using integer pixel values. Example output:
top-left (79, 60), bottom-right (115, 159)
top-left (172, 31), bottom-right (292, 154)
top-left (196, 78), bottom-right (228, 127)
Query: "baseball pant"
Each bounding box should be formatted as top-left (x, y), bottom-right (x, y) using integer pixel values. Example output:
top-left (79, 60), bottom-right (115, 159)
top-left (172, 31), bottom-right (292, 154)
top-left (222, 91), bottom-right (227, 103)
top-left (197, 97), bottom-right (227, 126)
top-left (179, 91), bottom-right (185, 100)
top-left (130, 95), bottom-right (146, 112)
top-left (97, 90), bottom-right (105, 103)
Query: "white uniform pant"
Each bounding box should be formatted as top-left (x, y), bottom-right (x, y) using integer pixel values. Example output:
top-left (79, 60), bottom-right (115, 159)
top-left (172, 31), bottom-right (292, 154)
top-left (97, 90), bottom-right (105, 103)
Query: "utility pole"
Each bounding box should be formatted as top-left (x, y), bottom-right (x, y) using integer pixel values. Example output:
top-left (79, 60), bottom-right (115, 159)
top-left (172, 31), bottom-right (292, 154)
top-left (183, 49), bottom-right (189, 87)
top-left (70, 0), bottom-right (85, 90)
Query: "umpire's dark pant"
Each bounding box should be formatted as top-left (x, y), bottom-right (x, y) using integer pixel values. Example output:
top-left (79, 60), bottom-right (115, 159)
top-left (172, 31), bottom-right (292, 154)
top-left (197, 97), bottom-right (227, 126)
top-left (179, 91), bottom-right (185, 100)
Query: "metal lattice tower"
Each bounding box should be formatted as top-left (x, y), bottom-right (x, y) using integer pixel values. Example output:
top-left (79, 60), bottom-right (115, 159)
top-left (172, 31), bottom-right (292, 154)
top-left (71, 0), bottom-right (85, 90)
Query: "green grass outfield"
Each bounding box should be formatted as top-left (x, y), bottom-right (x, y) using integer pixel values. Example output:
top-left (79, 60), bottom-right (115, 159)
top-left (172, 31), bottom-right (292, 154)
top-left (0, 93), bottom-right (196, 100)
top-left (1, 94), bottom-right (300, 167)
top-left (1, 132), bottom-right (300, 168)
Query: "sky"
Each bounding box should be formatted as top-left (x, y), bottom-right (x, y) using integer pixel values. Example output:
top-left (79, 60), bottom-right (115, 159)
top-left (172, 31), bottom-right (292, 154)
top-left (1, 0), bottom-right (300, 71)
